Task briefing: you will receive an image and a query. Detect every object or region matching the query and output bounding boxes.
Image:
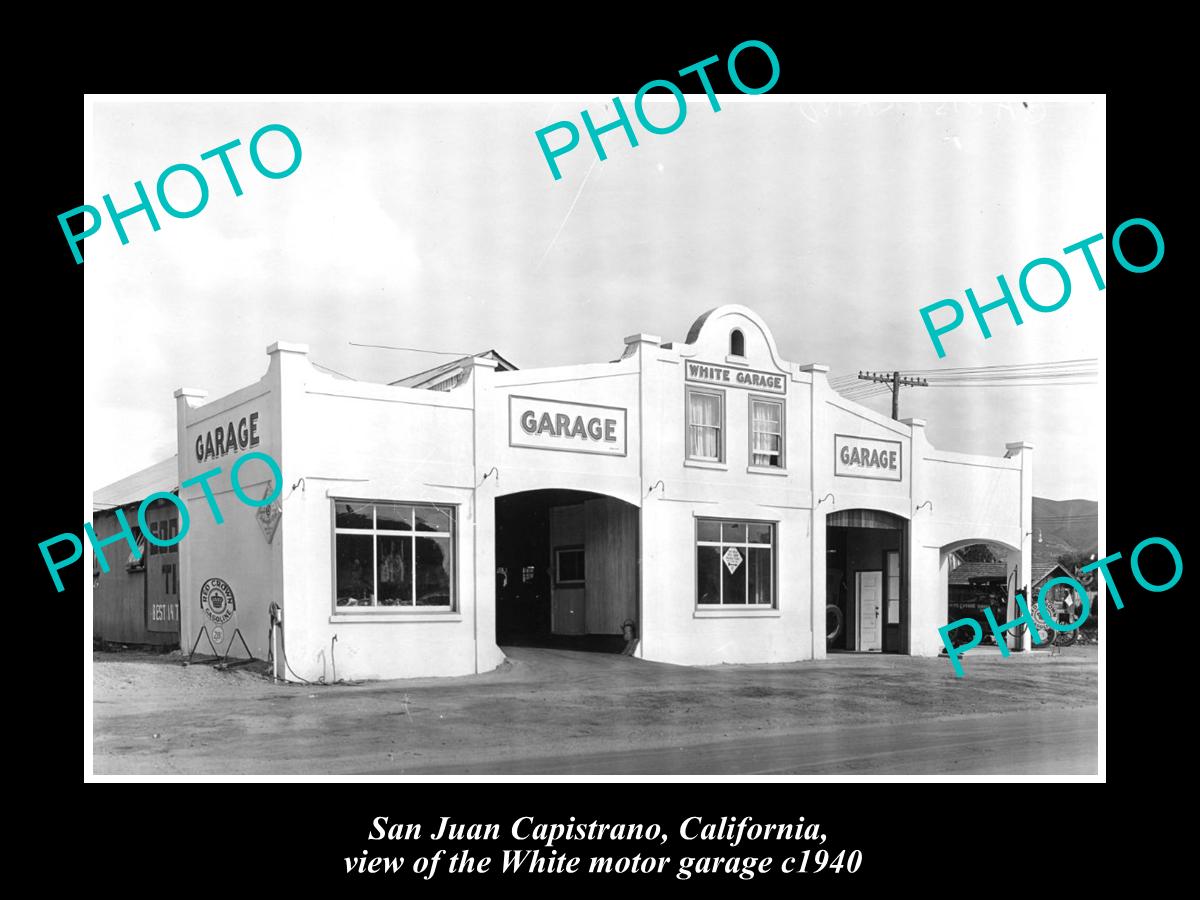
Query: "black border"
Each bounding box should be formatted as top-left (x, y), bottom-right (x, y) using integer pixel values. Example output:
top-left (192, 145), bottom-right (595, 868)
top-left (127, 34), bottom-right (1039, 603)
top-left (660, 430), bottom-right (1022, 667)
top-left (43, 23), bottom-right (1170, 890)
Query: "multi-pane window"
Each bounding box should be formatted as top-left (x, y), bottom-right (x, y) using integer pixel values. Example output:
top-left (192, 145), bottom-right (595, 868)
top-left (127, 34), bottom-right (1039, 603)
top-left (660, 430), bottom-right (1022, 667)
top-left (886, 550), bottom-right (901, 622)
top-left (750, 398), bottom-right (784, 468)
top-left (334, 501), bottom-right (456, 610)
top-left (696, 518), bottom-right (776, 607)
top-left (686, 387), bottom-right (724, 462)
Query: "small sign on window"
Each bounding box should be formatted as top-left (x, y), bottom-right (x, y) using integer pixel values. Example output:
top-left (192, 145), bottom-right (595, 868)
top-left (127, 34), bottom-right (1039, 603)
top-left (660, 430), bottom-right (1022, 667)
top-left (723, 546), bottom-right (743, 574)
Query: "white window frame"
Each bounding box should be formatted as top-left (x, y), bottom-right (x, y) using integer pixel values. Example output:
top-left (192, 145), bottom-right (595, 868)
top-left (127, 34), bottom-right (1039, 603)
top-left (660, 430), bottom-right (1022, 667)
top-left (685, 386), bottom-right (725, 463)
top-left (748, 395), bottom-right (785, 469)
top-left (696, 517), bottom-right (777, 608)
top-left (332, 500), bottom-right (457, 613)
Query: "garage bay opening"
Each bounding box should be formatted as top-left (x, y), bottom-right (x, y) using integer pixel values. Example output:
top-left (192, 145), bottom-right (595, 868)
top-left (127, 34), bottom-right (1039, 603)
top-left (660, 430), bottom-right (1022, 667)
top-left (495, 490), bottom-right (639, 652)
top-left (826, 509), bottom-right (907, 653)
top-left (945, 542), bottom-right (1013, 650)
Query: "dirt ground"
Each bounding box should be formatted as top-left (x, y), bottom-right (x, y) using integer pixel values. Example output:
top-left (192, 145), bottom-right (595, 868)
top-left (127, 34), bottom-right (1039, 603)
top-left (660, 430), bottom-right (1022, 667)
top-left (92, 645), bottom-right (1098, 775)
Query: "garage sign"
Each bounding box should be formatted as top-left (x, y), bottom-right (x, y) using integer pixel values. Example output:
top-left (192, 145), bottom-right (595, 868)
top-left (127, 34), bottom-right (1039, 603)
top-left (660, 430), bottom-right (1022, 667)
top-left (834, 434), bottom-right (902, 482)
top-left (509, 396), bottom-right (627, 456)
top-left (685, 361), bottom-right (787, 394)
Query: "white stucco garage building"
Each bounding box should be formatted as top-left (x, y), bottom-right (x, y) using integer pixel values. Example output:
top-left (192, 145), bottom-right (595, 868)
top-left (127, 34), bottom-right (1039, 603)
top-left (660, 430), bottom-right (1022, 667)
top-left (171, 305), bottom-right (1033, 681)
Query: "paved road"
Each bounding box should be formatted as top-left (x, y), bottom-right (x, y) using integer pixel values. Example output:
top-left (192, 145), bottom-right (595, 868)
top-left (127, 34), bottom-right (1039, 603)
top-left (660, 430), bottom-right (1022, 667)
top-left (398, 707), bottom-right (1097, 775)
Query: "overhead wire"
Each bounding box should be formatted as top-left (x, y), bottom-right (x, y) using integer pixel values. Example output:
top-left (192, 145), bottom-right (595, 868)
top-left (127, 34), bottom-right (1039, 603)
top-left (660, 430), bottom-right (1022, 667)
top-left (350, 342), bottom-right (472, 356)
top-left (830, 359), bottom-right (1098, 391)
top-left (923, 369), bottom-right (1096, 380)
top-left (311, 360), bottom-right (357, 381)
top-left (924, 372), bottom-right (1095, 381)
top-left (906, 358), bottom-right (1097, 375)
top-left (916, 384), bottom-right (1099, 391)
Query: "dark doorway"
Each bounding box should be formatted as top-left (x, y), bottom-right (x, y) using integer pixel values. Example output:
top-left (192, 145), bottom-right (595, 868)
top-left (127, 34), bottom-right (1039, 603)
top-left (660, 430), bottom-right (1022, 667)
top-left (946, 542), bottom-right (1010, 649)
top-left (495, 490), bottom-right (638, 652)
top-left (826, 509), bottom-right (907, 653)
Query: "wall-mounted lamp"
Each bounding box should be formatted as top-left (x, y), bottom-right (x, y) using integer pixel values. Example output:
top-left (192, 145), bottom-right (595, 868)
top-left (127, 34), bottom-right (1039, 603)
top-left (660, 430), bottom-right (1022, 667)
top-left (915, 500), bottom-right (933, 513)
top-left (647, 479), bottom-right (665, 497)
top-left (818, 492), bottom-right (835, 506)
top-left (478, 466), bottom-right (499, 487)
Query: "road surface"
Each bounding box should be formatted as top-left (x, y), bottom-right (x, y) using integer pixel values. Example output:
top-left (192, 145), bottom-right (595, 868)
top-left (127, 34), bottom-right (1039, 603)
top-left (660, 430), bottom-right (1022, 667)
top-left (93, 645), bottom-right (1098, 775)
top-left (398, 707), bottom-right (1097, 775)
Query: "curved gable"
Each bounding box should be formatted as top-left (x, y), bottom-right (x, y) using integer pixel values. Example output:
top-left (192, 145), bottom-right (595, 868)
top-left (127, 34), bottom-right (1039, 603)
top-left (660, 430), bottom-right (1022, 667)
top-left (678, 304), bottom-right (792, 374)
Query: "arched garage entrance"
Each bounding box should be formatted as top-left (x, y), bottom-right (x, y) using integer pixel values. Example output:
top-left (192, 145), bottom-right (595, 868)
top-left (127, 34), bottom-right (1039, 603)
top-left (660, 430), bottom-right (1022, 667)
top-left (939, 538), bottom-right (1022, 651)
top-left (826, 509), bottom-right (908, 653)
top-left (495, 489), bottom-right (639, 653)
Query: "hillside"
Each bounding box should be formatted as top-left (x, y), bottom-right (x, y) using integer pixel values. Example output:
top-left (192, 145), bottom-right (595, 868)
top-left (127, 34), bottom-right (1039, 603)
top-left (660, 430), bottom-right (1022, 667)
top-left (1032, 496), bottom-right (1097, 563)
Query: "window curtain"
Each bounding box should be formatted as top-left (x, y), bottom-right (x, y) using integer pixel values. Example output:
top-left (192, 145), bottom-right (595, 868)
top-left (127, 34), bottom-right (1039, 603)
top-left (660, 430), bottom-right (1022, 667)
top-left (688, 393), bottom-right (720, 458)
top-left (752, 402), bottom-right (781, 465)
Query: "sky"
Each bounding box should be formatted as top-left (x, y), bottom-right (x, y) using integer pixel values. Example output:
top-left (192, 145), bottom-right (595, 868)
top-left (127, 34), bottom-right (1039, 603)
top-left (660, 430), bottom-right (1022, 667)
top-left (85, 97), bottom-right (1104, 500)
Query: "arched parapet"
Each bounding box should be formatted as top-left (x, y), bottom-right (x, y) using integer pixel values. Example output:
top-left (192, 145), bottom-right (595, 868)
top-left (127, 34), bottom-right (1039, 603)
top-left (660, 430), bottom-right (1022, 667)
top-left (675, 305), bottom-right (795, 376)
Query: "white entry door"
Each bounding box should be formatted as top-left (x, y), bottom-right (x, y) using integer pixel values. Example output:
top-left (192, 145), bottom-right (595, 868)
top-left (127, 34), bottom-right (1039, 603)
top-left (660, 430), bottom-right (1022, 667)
top-left (856, 570), bottom-right (883, 651)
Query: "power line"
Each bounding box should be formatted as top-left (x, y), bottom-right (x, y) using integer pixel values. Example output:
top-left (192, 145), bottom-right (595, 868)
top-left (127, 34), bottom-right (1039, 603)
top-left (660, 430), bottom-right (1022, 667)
top-left (350, 342), bottom-right (473, 357)
top-left (832, 358), bottom-right (1099, 406)
top-left (832, 359), bottom-right (1097, 390)
top-left (906, 358), bottom-right (1098, 375)
top-left (923, 370), bottom-right (1096, 382)
top-left (856, 370), bottom-right (930, 420)
top-left (916, 384), bottom-right (1099, 391)
top-left (311, 360), bottom-right (357, 381)
top-left (838, 382), bottom-right (891, 393)
top-left (836, 386), bottom-right (892, 400)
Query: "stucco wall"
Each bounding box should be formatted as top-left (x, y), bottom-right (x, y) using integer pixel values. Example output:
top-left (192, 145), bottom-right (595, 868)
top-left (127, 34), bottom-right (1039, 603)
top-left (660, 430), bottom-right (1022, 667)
top-left (635, 308), bottom-right (815, 665)
top-left (277, 349), bottom-right (502, 681)
top-left (176, 372), bottom-right (280, 665)
top-left (172, 307), bottom-right (1031, 678)
top-left (490, 362), bottom-right (642, 506)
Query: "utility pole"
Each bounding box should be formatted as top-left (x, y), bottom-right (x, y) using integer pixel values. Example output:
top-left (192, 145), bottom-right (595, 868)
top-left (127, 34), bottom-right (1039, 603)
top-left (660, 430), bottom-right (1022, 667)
top-left (857, 370), bottom-right (929, 420)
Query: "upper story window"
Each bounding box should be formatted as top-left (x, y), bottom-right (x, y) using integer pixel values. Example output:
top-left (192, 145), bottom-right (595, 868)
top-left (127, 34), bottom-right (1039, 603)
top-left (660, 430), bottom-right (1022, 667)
top-left (750, 397), bottom-right (785, 468)
top-left (333, 501), bottom-right (456, 611)
top-left (686, 386), bottom-right (724, 463)
top-left (730, 329), bottom-right (745, 357)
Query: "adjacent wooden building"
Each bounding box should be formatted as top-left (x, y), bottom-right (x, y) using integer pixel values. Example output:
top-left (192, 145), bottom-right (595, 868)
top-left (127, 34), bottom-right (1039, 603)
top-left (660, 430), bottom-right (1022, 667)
top-left (93, 456), bottom-right (180, 647)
